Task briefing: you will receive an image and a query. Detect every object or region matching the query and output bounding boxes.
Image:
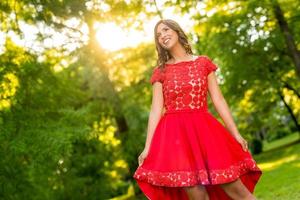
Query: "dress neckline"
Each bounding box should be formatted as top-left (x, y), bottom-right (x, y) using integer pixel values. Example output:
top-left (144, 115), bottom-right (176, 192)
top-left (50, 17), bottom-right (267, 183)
top-left (165, 55), bottom-right (201, 66)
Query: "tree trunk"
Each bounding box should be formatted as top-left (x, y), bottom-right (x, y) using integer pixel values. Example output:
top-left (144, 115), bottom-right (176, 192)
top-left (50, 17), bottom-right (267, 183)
top-left (272, 0), bottom-right (300, 77)
top-left (278, 89), bottom-right (300, 134)
top-left (282, 80), bottom-right (300, 99)
top-left (85, 15), bottom-right (129, 138)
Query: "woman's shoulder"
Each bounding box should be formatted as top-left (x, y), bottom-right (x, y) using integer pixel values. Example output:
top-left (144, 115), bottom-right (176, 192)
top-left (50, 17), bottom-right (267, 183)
top-left (150, 65), bottom-right (164, 84)
top-left (152, 65), bottom-right (162, 72)
top-left (197, 54), bottom-right (212, 60)
top-left (196, 55), bottom-right (218, 65)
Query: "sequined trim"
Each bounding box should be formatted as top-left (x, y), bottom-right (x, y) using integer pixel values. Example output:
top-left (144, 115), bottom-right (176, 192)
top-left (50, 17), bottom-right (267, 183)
top-left (133, 158), bottom-right (261, 187)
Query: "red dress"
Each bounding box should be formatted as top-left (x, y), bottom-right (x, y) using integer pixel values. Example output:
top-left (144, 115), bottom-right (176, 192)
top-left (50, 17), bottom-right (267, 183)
top-left (133, 55), bottom-right (262, 200)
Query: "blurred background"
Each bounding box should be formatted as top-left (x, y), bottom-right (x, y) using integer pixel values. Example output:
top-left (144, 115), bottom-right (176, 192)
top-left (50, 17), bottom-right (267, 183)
top-left (0, 0), bottom-right (299, 199)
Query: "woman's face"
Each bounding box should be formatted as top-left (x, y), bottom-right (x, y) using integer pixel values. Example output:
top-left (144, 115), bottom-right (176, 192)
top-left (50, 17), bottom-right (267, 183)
top-left (156, 23), bottom-right (179, 50)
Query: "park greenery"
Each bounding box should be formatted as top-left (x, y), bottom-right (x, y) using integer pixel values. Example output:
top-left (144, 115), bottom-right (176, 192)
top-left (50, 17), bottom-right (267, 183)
top-left (0, 0), bottom-right (299, 199)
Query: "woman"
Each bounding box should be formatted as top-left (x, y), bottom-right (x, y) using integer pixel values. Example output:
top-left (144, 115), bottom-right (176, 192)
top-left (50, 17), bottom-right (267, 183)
top-left (133, 19), bottom-right (262, 200)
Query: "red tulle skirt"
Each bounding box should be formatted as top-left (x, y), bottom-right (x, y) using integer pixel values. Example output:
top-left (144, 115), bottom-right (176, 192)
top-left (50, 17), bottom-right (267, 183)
top-left (133, 109), bottom-right (262, 200)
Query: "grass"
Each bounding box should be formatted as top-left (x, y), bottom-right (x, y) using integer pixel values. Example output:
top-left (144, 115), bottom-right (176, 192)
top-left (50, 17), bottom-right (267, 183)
top-left (262, 132), bottom-right (299, 152)
top-left (254, 133), bottom-right (300, 200)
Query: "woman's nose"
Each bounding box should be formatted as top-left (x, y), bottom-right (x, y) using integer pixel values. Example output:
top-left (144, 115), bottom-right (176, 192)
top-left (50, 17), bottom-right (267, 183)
top-left (161, 34), bottom-right (168, 40)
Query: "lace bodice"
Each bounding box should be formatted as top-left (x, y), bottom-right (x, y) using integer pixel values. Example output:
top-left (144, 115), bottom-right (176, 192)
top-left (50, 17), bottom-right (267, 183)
top-left (150, 55), bottom-right (218, 113)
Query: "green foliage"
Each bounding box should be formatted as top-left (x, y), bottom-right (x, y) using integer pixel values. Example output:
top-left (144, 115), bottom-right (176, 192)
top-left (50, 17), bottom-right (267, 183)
top-left (0, 39), bottom-right (131, 199)
top-left (1, 0), bottom-right (300, 199)
top-left (190, 0), bottom-right (300, 142)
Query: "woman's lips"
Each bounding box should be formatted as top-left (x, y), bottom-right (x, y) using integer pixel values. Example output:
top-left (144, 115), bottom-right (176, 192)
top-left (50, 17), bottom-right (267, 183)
top-left (163, 38), bottom-right (170, 45)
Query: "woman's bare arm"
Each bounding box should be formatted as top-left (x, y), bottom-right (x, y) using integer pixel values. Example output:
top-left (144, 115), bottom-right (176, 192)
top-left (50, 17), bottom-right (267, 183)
top-left (144, 82), bottom-right (164, 152)
top-left (207, 72), bottom-right (242, 139)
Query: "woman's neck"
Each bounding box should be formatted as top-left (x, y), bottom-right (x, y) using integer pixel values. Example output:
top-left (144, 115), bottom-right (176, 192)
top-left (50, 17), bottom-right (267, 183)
top-left (168, 52), bottom-right (194, 64)
top-left (168, 43), bottom-right (193, 63)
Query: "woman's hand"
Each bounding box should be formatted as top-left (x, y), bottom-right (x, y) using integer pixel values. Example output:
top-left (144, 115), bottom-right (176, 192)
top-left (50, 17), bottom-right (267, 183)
top-left (138, 148), bottom-right (149, 166)
top-left (234, 135), bottom-right (249, 152)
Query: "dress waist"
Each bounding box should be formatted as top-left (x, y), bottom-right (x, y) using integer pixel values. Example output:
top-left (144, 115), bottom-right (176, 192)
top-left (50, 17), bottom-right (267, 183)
top-left (164, 108), bottom-right (208, 114)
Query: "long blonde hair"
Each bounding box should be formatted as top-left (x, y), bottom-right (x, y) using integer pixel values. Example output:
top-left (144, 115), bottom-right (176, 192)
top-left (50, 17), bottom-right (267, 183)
top-left (154, 19), bottom-right (194, 70)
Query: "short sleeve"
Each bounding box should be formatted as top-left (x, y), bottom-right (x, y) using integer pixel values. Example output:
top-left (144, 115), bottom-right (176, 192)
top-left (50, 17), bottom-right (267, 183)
top-left (204, 56), bottom-right (218, 76)
top-left (150, 67), bottom-right (163, 85)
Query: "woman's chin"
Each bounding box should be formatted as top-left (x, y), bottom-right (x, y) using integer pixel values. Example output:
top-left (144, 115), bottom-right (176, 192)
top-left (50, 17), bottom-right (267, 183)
top-left (163, 44), bottom-right (174, 50)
